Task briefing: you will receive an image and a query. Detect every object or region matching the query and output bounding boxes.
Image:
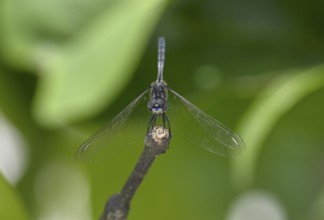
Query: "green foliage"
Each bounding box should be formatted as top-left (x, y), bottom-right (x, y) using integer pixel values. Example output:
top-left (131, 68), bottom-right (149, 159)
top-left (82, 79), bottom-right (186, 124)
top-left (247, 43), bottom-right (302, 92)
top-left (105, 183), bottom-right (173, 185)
top-left (0, 0), bottom-right (324, 220)
top-left (1, 0), bottom-right (168, 127)
top-left (233, 66), bottom-right (324, 190)
top-left (0, 175), bottom-right (28, 220)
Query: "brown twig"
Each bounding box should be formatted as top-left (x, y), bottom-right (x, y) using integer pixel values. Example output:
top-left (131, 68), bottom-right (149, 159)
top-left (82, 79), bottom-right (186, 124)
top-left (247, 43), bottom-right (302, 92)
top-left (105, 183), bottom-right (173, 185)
top-left (100, 126), bottom-right (171, 220)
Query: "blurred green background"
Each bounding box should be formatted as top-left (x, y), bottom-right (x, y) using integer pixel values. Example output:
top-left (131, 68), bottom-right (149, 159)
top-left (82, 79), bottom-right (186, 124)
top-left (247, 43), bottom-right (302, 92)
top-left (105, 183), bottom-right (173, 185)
top-left (1, 0), bottom-right (324, 219)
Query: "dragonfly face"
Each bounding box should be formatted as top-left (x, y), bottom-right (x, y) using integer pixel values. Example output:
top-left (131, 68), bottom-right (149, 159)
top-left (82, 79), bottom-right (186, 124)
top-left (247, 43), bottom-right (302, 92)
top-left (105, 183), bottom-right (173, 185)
top-left (148, 81), bottom-right (168, 115)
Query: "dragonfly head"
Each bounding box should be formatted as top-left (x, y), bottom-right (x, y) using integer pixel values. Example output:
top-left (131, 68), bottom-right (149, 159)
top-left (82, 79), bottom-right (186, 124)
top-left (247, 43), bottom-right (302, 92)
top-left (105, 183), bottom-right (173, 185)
top-left (148, 98), bottom-right (168, 115)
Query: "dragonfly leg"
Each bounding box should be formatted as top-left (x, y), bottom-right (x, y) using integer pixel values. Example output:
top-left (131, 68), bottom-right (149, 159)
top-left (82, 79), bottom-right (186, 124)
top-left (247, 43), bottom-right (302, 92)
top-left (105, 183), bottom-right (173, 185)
top-left (162, 113), bottom-right (166, 128)
top-left (153, 114), bottom-right (157, 127)
top-left (162, 113), bottom-right (172, 137)
top-left (147, 114), bottom-right (156, 133)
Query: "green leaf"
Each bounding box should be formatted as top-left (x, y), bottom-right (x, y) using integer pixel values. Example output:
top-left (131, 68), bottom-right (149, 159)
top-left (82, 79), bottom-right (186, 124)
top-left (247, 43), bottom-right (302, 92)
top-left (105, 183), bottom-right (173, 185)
top-left (309, 185), bottom-right (324, 220)
top-left (32, 0), bottom-right (167, 127)
top-left (231, 64), bottom-right (324, 190)
top-left (0, 174), bottom-right (29, 220)
top-left (1, 0), bottom-right (168, 127)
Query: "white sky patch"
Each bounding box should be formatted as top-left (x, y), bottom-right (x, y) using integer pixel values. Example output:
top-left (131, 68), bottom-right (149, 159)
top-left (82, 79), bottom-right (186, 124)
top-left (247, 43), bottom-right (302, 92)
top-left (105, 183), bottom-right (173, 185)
top-left (0, 113), bottom-right (28, 185)
top-left (226, 190), bottom-right (287, 220)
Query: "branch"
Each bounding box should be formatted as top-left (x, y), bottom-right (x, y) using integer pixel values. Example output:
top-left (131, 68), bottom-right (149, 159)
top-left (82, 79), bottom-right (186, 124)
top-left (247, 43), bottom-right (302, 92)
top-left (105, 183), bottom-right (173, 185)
top-left (100, 126), bottom-right (171, 220)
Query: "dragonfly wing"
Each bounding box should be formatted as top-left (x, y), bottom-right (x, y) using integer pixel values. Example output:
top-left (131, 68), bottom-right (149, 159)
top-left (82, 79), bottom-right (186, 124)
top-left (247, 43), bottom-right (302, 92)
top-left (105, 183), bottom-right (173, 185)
top-left (168, 88), bottom-right (245, 157)
top-left (76, 88), bottom-right (150, 161)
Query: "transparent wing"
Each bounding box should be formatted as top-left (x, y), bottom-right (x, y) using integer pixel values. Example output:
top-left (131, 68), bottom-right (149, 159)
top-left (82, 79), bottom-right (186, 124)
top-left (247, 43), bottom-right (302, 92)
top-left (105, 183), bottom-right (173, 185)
top-left (168, 88), bottom-right (245, 157)
top-left (76, 89), bottom-right (150, 161)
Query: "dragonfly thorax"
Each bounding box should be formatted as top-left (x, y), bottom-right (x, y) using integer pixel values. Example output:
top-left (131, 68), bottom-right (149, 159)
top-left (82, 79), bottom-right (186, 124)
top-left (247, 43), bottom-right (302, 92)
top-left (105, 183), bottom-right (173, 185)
top-left (148, 82), bottom-right (168, 115)
top-left (150, 81), bottom-right (168, 98)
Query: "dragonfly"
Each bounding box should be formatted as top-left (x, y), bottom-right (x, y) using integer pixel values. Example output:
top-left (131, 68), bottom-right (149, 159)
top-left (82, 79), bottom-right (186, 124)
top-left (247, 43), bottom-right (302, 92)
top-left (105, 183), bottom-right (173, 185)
top-left (77, 37), bottom-right (245, 161)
